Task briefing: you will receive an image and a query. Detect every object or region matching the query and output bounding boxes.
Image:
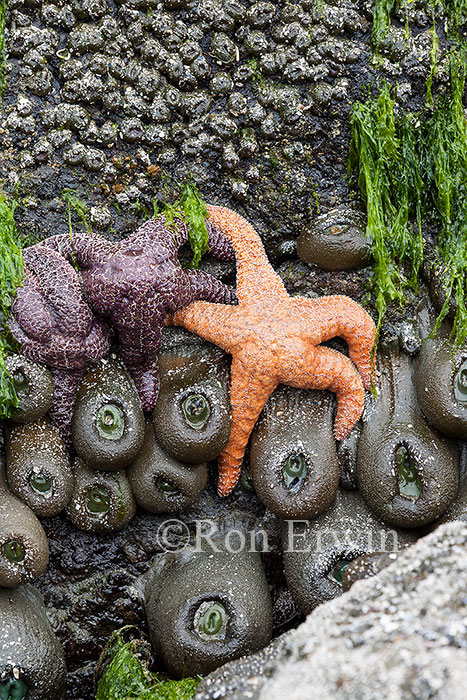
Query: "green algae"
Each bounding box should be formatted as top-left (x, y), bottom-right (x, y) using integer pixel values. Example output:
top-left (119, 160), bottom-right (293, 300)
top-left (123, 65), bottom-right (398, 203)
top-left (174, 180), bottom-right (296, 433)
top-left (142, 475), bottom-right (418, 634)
top-left (0, 192), bottom-right (24, 419)
top-left (420, 49), bottom-right (467, 344)
top-left (61, 189), bottom-right (92, 235)
top-left (159, 182), bottom-right (210, 268)
top-left (371, 0), bottom-right (467, 55)
top-left (348, 83), bottom-right (424, 331)
top-left (371, 0), bottom-right (396, 55)
top-left (349, 49), bottom-right (467, 345)
top-left (95, 628), bottom-right (201, 700)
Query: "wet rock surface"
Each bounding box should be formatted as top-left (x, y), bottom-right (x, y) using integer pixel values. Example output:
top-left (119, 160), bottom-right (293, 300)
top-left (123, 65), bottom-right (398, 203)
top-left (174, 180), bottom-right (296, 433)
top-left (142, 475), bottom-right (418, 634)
top-left (195, 522), bottom-right (467, 700)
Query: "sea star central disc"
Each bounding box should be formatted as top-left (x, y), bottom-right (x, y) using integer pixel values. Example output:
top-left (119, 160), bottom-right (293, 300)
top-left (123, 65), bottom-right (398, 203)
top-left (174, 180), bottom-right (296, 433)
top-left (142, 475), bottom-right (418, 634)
top-left (167, 205), bottom-right (376, 497)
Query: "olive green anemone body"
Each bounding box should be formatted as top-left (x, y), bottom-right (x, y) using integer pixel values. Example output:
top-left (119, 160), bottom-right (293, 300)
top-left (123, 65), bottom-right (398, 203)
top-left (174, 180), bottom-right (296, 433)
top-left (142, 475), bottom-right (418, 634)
top-left (297, 204), bottom-right (369, 271)
top-left (357, 347), bottom-right (459, 528)
top-left (282, 488), bottom-right (416, 615)
top-left (0, 585), bottom-right (66, 700)
top-left (432, 446), bottom-right (467, 526)
top-left (4, 356), bottom-right (54, 424)
top-left (5, 417), bottom-right (73, 517)
top-left (72, 357), bottom-right (145, 471)
top-left (153, 328), bottom-right (231, 464)
top-left (0, 483), bottom-right (49, 588)
top-left (414, 323), bottom-right (467, 439)
top-left (249, 387), bottom-right (339, 519)
top-left (0, 458), bottom-right (49, 588)
top-left (66, 457), bottom-right (136, 533)
top-left (143, 512), bottom-right (272, 678)
top-left (127, 422), bottom-right (207, 513)
top-left (341, 551), bottom-right (398, 592)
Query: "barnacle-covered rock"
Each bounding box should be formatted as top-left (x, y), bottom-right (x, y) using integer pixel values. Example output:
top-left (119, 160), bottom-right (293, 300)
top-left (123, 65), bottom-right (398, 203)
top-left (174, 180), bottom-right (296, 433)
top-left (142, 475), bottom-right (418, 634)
top-left (127, 422), bottom-right (207, 514)
top-left (66, 457), bottom-right (136, 533)
top-left (357, 347), bottom-right (459, 528)
top-left (142, 512), bottom-right (273, 678)
top-left (249, 387), bottom-right (338, 519)
top-left (0, 585), bottom-right (66, 700)
top-left (71, 358), bottom-right (145, 472)
top-left (153, 328), bottom-right (231, 464)
top-left (5, 417), bottom-right (73, 517)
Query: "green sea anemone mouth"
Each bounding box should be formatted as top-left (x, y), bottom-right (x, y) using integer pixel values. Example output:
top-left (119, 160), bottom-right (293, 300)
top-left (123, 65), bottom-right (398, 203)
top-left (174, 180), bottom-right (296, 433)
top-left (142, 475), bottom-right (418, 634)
top-left (182, 394), bottom-right (210, 430)
top-left (454, 360), bottom-right (467, 403)
top-left (96, 404), bottom-right (125, 441)
top-left (395, 444), bottom-right (422, 501)
top-left (2, 540), bottom-right (25, 563)
top-left (194, 601), bottom-right (228, 640)
top-left (29, 472), bottom-right (53, 495)
top-left (156, 476), bottom-right (179, 494)
top-left (282, 453), bottom-right (308, 493)
top-left (85, 487), bottom-right (111, 515)
top-left (0, 677), bottom-right (29, 700)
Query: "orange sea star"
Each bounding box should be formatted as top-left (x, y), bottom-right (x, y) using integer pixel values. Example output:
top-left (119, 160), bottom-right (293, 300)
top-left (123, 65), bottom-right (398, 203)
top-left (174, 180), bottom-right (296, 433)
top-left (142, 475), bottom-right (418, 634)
top-left (167, 206), bottom-right (376, 496)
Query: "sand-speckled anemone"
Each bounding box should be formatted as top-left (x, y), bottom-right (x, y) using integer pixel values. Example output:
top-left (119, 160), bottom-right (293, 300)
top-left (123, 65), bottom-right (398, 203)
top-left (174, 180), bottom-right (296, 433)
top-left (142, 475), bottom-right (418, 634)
top-left (128, 422), bottom-right (208, 514)
top-left (143, 512), bottom-right (273, 678)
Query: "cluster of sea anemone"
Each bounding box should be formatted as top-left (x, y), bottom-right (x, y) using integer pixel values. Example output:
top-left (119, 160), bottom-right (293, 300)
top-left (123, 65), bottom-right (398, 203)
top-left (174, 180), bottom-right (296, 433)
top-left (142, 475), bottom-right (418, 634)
top-left (1, 207), bottom-right (466, 699)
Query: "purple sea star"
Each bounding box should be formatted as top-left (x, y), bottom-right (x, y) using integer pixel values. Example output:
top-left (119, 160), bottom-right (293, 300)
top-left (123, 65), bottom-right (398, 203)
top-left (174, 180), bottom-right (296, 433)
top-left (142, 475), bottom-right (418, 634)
top-left (9, 216), bottom-right (235, 442)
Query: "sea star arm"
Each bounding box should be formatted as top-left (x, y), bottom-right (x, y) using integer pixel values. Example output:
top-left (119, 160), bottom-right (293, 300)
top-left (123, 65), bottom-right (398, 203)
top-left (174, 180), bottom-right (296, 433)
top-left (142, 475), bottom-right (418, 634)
top-left (218, 359), bottom-right (278, 496)
top-left (167, 302), bottom-right (241, 353)
top-left (26, 232), bottom-right (107, 269)
top-left (182, 269), bottom-right (237, 306)
top-left (21, 246), bottom-right (94, 336)
top-left (10, 268), bottom-right (52, 343)
top-left (282, 344), bottom-right (365, 441)
top-left (206, 205), bottom-right (289, 302)
top-left (205, 221), bottom-right (235, 261)
top-left (292, 295), bottom-right (376, 389)
top-left (48, 367), bottom-right (88, 446)
top-left (113, 301), bottom-right (164, 411)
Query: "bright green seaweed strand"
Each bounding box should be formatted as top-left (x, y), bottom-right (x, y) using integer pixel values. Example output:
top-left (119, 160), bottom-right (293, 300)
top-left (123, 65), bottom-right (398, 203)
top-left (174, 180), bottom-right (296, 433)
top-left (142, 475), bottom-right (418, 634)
top-left (0, 193), bottom-right (24, 418)
top-left (420, 49), bottom-right (467, 344)
top-left (349, 48), bottom-right (467, 345)
top-left (95, 631), bottom-right (200, 700)
top-left (161, 182), bottom-right (210, 268)
top-left (349, 84), bottom-right (424, 330)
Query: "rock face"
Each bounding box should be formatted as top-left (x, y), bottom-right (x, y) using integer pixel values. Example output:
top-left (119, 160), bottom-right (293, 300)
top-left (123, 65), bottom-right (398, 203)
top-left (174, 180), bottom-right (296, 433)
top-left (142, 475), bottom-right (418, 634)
top-left (195, 522), bottom-right (467, 700)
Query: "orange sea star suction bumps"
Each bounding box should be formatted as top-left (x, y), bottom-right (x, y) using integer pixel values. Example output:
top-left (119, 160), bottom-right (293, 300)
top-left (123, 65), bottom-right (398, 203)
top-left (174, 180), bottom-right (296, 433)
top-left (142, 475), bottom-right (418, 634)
top-left (168, 205), bottom-right (376, 497)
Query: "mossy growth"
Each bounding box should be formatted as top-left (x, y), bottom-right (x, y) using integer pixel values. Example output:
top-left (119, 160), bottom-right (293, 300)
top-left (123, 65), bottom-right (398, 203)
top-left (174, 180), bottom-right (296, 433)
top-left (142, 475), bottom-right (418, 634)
top-left (0, 192), bottom-right (24, 418)
top-left (349, 48), bottom-right (467, 345)
top-left (95, 628), bottom-right (201, 700)
top-left (156, 182), bottom-right (210, 269)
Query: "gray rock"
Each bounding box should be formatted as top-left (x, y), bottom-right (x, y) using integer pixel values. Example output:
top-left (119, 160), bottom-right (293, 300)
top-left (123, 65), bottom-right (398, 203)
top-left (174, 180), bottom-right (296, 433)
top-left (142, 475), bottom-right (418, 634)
top-left (195, 522), bottom-right (467, 700)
